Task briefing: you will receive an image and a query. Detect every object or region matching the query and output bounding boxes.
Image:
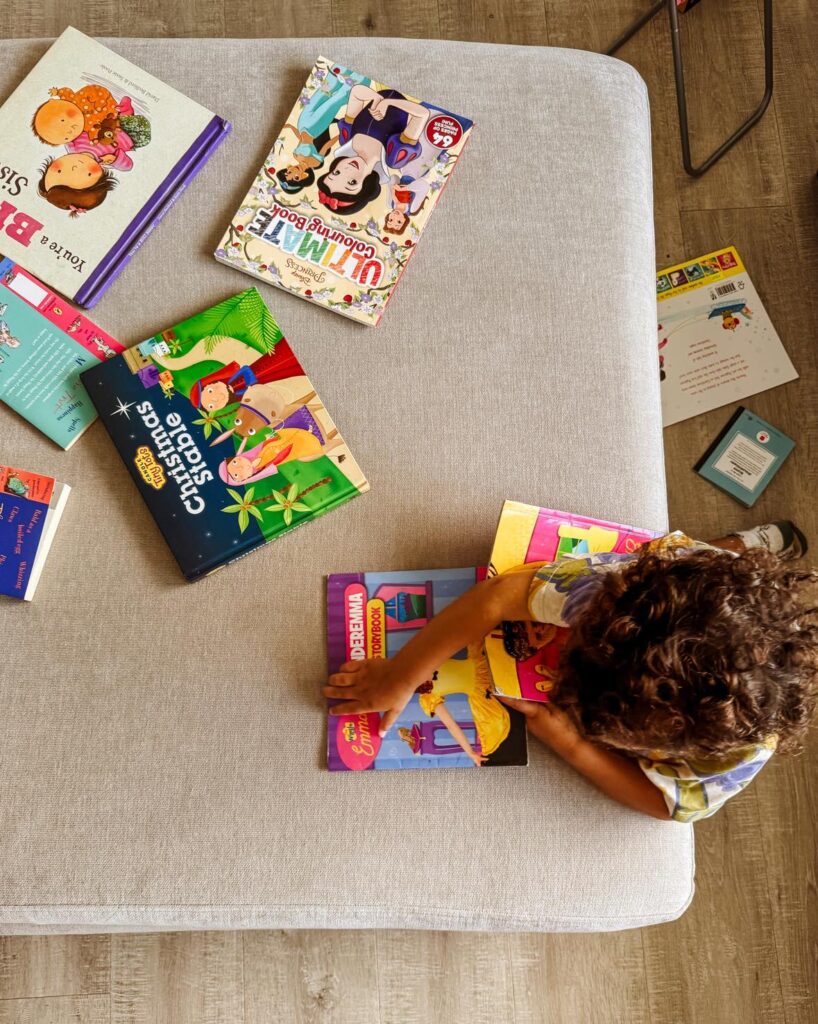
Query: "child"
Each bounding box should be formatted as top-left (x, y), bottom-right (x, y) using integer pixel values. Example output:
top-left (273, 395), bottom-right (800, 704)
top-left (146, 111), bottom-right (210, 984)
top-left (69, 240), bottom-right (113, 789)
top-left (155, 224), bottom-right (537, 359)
top-left (32, 85), bottom-right (124, 145)
top-left (37, 153), bottom-right (116, 215)
top-left (324, 522), bottom-right (817, 821)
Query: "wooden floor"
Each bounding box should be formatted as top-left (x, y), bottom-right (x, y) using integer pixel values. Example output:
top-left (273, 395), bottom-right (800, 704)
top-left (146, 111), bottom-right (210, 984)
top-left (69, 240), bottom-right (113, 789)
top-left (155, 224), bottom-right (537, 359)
top-left (1, 2), bottom-right (816, 1021)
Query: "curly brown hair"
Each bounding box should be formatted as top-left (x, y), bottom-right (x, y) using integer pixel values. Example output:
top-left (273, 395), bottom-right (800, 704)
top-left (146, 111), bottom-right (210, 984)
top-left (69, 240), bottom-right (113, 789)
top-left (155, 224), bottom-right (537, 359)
top-left (551, 546), bottom-right (818, 760)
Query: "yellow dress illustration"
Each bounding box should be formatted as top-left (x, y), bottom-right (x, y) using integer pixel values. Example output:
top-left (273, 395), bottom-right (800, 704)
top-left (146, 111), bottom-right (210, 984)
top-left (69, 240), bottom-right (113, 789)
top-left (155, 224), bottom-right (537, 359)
top-left (417, 642), bottom-right (510, 756)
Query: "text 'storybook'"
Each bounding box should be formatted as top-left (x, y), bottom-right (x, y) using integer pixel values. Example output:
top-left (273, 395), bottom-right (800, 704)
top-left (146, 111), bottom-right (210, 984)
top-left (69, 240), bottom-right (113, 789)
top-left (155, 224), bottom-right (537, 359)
top-left (82, 288), bottom-right (369, 581)
top-left (0, 464), bottom-right (70, 600)
top-left (695, 406), bottom-right (795, 507)
top-left (0, 27), bottom-right (230, 306)
top-left (216, 57), bottom-right (473, 326)
top-left (326, 568), bottom-right (528, 771)
top-left (656, 246), bottom-right (798, 426)
top-left (0, 256), bottom-right (122, 447)
top-left (487, 501), bottom-right (660, 702)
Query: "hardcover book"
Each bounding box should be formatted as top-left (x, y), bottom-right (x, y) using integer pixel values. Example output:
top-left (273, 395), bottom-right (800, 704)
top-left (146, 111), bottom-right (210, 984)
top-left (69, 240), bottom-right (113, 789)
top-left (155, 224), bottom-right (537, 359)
top-left (486, 501), bottom-right (660, 702)
top-left (0, 464), bottom-right (70, 600)
top-left (656, 246), bottom-right (798, 426)
top-left (695, 406), bottom-right (795, 507)
top-left (327, 568), bottom-right (528, 770)
top-left (0, 27), bottom-right (230, 306)
top-left (0, 256), bottom-right (123, 447)
top-left (216, 56), bottom-right (473, 326)
top-left (81, 289), bottom-right (369, 581)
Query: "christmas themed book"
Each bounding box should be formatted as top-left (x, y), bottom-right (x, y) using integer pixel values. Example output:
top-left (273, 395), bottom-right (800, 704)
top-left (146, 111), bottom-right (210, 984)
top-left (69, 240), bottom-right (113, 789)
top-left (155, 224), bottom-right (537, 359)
top-left (216, 56), bottom-right (473, 326)
top-left (0, 464), bottom-right (70, 600)
top-left (486, 501), bottom-right (660, 702)
top-left (0, 256), bottom-right (123, 447)
top-left (81, 289), bottom-right (369, 581)
top-left (0, 27), bottom-right (230, 306)
top-left (656, 246), bottom-right (798, 426)
top-left (326, 568), bottom-right (528, 771)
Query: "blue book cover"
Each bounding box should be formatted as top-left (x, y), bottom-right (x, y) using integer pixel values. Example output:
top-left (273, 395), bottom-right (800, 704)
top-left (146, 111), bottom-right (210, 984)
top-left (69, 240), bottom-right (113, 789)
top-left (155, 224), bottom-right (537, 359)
top-left (695, 407), bottom-right (795, 507)
top-left (326, 567), bottom-right (528, 771)
top-left (81, 289), bottom-right (369, 581)
top-left (0, 465), bottom-right (70, 600)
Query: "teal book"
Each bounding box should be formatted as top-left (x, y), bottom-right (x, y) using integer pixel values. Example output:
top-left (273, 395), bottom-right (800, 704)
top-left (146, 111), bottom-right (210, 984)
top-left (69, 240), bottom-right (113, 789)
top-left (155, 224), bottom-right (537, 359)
top-left (0, 257), bottom-right (123, 447)
top-left (695, 407), bottom-right (795, 507)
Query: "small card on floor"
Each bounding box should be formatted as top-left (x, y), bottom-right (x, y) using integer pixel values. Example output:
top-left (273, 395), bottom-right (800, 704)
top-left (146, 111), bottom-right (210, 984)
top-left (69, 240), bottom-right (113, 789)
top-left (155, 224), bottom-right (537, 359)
top-left (695, 407), bottom-right (795, 507)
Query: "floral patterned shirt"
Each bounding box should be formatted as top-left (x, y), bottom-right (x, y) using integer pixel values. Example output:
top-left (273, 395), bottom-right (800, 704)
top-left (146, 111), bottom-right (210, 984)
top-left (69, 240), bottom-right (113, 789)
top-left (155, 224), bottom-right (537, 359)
top-left (526, 532), bottom-right (775, 822)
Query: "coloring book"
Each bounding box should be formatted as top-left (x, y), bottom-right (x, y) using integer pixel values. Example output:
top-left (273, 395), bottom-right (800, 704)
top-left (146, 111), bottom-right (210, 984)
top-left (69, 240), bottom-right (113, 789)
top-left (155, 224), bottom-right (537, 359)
top-left (0, 256), bottom-right (123, 447)
top-left (82, 289), bottom-right (368, 580)
top-left (0, 464), bottom-right (70, 600)
top-left (486, 501), bottom-right (660, 702)
top-left (0, 27), bottom-right (230, 306)
top-left (216, 57), bottom-right (473, 326)
top-left (327, 568), bottom-right (528, 770)
top-left (656, 246), bottom-right (798, 426)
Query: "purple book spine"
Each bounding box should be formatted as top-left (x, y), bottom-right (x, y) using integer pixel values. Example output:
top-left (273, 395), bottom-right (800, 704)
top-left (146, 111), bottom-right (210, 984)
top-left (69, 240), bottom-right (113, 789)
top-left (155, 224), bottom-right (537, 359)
top-left (326, 572), bottom-right (365, 771)
top-left (75, 115), bottom-right (231, 307)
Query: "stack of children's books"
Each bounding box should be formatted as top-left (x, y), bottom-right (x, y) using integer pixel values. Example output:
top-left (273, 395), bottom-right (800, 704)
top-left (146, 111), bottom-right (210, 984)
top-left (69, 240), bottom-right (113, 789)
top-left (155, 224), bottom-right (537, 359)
top-left (0, 31), bottom-right (474, 597)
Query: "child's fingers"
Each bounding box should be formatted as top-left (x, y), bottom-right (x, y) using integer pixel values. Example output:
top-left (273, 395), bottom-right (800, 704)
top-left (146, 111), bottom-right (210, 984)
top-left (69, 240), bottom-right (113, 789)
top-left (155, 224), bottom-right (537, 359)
top-left (338, 660), bottom-right (363, 672)
top-left (378, 707), bottom-right (402, 737)
top-left (328, 700), bottom-right (368, 716)
top-left (327, 671), bottom-right (357, 687)
top-left (323, 684), bottom-right (365, 699)
top-left (496, 695), bottom-right (540, 718)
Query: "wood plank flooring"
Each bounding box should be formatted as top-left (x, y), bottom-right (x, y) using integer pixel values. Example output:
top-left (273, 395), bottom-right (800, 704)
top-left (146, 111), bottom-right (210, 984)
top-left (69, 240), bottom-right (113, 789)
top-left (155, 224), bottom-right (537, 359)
top-left (0, 1), bottom-right (815, 1021)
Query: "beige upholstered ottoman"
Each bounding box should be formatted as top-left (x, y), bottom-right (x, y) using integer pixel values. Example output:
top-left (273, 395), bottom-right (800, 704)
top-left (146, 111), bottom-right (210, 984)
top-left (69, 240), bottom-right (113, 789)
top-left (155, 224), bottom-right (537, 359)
top-left (0, 36), bottom-right (693, 933)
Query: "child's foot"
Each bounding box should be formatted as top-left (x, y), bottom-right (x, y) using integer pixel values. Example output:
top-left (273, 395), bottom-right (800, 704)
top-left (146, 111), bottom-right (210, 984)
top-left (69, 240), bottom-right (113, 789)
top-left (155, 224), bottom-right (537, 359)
top-left (732, 521), bottom-right (808, 560)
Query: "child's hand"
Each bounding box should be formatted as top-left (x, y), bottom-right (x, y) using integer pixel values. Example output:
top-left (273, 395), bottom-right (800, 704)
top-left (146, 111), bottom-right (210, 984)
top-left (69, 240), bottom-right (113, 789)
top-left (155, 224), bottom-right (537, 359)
top-left (497, 696), bottom-right (581, 755)
top-left (323, 659), bottom-right (420, 736)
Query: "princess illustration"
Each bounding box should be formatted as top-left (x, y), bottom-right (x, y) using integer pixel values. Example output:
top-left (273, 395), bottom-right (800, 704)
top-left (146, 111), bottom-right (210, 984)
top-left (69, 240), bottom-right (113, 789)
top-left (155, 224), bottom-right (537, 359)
top-left (398, 711), bottom-right (485, 767)
top-left (277, 68), bottom-right (370, 194)
top-left (383, 173), bottom-right (431, 235)
top-left (316, 83), bottom-right (432, 216)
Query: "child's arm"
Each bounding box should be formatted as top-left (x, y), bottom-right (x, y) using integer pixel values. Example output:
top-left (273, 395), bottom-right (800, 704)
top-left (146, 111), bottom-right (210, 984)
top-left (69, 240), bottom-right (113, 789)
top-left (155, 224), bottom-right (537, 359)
top-left (501, 699), bottom-right (671, 819)
top-left (324, 565), bottom-right (543, 735)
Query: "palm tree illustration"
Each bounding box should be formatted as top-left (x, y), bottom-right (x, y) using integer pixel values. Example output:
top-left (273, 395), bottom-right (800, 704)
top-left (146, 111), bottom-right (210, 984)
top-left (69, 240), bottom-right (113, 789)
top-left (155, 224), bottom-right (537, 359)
top-left (221, 478), bottom-right (331, 531)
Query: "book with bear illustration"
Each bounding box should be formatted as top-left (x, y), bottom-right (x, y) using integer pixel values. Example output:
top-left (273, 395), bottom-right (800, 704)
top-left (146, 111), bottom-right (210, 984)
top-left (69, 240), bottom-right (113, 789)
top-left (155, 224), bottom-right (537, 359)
top-left (486, 501), bottom-right (660, 702)
top-left (216, 56), bottom-right (473, 326)
top-left (327, 567), bottom-right (528, 771)
top-left (81, 288), bottom-right (369, 581)
top-left (0, 464), bottom-right (70, 600)
top-left (0, 26), bottom-right (230, 306)
top-left (0, 257), bottom-right (123, 447)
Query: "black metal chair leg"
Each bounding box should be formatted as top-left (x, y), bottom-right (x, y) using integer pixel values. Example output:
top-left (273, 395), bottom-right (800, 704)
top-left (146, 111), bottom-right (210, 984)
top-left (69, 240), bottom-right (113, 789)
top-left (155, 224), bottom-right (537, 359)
top-left (606, 0), bottom-right (665, 56)
top-left (669, 0), bottom-right (774, 177)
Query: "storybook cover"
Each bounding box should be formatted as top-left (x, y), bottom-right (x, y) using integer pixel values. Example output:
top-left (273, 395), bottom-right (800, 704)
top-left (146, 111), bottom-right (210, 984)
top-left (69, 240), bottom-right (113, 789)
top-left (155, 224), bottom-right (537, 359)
top-left (0, 256), bottom-right (123, 447)
top-left (81, 288), bottom-right (368, 580)
top-left (656, 246), bottom-right (798, 426)
top-left (216, 56), bottom-right (473, 326)
top-left (327, 568), bottom-right (528, 771)
top-left (486, 501), bottom-right (660, 702)
top-left (0, 464), bottom-right (70, 600)
top-left (0, 27), bottom-right (230, 306)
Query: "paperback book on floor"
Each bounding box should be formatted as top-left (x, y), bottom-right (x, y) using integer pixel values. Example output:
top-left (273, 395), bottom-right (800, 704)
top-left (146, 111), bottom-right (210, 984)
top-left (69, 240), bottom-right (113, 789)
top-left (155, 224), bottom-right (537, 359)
top-left (82, 289), bottom-right (369, 580)
top-left (0, 26), bottom-right (230, 306)
top-left (0, 256), bottom-right (123, 447)
top-left (656, 246), bottom-right (798, 426)
top-left (486, 501), bottom-right (660, 702)
top-left (0, 464), bottom-right (70, 600)
top-left (326, 568), bottom-right (528, 771)
top-left (216, 56), bottom-right (473, 325)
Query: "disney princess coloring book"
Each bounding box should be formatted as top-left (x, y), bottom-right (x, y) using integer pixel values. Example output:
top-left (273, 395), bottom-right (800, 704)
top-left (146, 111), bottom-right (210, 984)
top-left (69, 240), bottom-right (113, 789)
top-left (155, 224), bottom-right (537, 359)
top-left (327, 568), bottom-right (528, 771)
top-left (81, 289), bottom-right (369, 581)
top-left (216, 57), bottom-right (474, 326)
top-left (0, 27), bottom-right (230, 306)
